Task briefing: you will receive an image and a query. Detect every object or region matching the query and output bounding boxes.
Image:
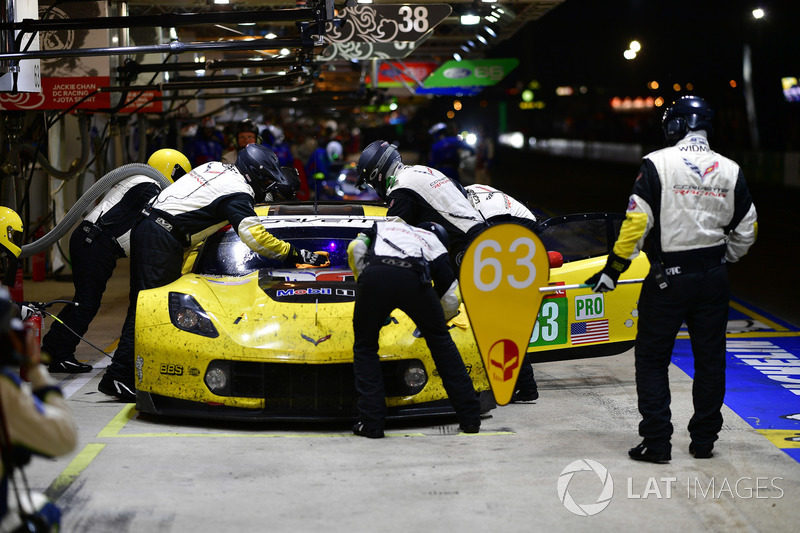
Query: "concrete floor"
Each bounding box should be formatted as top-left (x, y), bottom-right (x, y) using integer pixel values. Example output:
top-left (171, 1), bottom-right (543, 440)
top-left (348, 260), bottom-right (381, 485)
top-left (17, 258), bottom-right (800, 533)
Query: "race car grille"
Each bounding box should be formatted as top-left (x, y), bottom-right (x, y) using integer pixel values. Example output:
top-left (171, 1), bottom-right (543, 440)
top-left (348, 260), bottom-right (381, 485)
top-left (224, 360), bottom-right (421, 414)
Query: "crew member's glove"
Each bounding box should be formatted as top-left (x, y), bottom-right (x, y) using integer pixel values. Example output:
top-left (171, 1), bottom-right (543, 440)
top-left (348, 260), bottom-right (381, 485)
top-left (289, 246), bottom-right (328, 267)
top-left (585, 253), bottom-right (631, 293)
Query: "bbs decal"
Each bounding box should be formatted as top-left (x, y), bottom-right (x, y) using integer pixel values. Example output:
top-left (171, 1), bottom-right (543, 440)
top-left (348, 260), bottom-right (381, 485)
top-left (160, 363), bottom-right (184, 376)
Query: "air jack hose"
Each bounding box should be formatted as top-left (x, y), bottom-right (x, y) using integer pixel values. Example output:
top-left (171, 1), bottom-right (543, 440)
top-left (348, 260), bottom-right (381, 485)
top-left (19, 163), bottom-right (170, 258)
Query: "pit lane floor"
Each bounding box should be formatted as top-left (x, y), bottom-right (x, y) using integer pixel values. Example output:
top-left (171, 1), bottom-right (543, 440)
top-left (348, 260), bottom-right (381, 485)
top-left (18, 261), bottom-right (800, 533)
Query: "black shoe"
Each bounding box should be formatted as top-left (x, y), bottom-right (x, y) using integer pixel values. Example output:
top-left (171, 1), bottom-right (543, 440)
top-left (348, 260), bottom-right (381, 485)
top-left (510, 388), bottom-right (539, 403)
top-left (352, 421), bottom-right (384, 439)
top-left (628, 442), bottom-right (671, 463)
top-left (48, 357), bottom-right (93, 374)
top-left (459, 421), bottom-right (480, 434)
top-left (689, 442), bottom-right (714, 459)
top-left (98, 374), bottom-right (136, 402)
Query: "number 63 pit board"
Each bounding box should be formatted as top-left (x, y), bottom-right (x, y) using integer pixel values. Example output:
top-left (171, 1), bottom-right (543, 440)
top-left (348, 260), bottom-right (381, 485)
top-left (460, 224), bottom-right (550, 405)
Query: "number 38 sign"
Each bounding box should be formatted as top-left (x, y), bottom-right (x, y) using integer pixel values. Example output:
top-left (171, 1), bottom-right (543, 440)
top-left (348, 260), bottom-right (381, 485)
top-left (459, 224), bottom-right (549, 405)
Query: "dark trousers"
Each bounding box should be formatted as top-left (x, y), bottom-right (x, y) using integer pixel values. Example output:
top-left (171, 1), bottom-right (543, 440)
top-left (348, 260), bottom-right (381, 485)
top-left (106, 218), bottom-right (184, 384)
top-left (41, 223), bottom-right (119, 361)
top-left (634, 265), bottom-right (729, 451)
top-left (352, 265), bottom-right (481, 430)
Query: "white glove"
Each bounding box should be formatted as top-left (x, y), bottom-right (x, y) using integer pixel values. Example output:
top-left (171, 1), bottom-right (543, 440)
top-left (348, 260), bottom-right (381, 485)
top-left (591, 272), bottom-right (617, 293)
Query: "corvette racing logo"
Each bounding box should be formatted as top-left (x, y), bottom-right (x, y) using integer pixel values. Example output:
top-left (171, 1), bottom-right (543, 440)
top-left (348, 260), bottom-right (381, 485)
top-left (301, 333), bottom-right (332, 346)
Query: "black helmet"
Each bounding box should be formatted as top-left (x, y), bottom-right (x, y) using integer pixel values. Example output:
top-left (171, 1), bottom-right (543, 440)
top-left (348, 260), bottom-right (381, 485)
top-left (235, 144), bottom-right (284, 201)
top-left (416, 221), bottom-right (450, 249)
top-left (662, 95), bottom-right (714, 144)
top-left (356, 140), bottom-right (401, 200)
top-left (268, 166), bottom-right (300, 201)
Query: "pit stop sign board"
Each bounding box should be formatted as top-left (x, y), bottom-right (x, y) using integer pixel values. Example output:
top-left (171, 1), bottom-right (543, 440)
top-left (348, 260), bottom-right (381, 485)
top-left (459, 224), bottom-right (550, 406)
top-left (322, 4), bottom-right (451, 43)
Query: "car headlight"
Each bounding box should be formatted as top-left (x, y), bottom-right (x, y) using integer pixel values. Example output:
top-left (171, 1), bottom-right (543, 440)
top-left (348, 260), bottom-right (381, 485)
top-left (168, 292), bottom-right (219, 338)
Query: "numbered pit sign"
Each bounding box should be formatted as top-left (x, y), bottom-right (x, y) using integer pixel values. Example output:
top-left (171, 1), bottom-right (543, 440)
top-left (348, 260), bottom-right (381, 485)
top-left (460, 224), bottom-right (550, 405)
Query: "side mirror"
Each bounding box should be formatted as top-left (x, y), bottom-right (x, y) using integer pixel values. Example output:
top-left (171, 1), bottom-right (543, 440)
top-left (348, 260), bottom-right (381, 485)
top-left (548, 250), bottom-right (564, 269)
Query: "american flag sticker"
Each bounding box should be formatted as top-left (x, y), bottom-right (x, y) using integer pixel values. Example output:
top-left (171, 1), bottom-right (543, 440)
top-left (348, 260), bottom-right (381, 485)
top-left (570, 319), bottom-right (609, 345)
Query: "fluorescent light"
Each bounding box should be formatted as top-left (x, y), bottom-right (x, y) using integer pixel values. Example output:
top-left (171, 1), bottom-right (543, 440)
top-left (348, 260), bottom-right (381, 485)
top-left (213, 0), bottom-right (229, 4)
top-left (460, 14), bottom-right (481, 25)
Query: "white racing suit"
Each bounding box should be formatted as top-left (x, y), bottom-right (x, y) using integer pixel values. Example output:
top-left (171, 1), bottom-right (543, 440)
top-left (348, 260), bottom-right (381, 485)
top-left (385, 165), bottom-right (486, 271)
top-left (465, 184), bottom-right (538, 231)
top-left (347, 220), bottom-right (480, 431)
top-left (615, 132), bottom-right (757, 453)
top-left (104, 162), bottom-right (295, 389)
top-left (42, 175), bottom-right (162, 367)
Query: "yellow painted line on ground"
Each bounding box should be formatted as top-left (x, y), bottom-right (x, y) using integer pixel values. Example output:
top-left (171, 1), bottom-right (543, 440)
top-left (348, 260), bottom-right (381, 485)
top-left (729, 300), bottom-right (791, 332)
top-left (756, 429), bottom-right (800, 449)
top-left (97, 403), bottom-right (138, 438)
top-left (46, 443), bottom-right (105, 501)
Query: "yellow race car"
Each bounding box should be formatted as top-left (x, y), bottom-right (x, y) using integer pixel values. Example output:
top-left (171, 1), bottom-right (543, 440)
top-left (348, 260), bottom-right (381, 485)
top-left (134, 204), bottom-right (646, 420)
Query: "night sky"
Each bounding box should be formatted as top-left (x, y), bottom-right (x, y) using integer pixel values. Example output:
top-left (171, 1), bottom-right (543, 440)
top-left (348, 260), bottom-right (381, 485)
top-left (493, 0), bottom-right (798, 99)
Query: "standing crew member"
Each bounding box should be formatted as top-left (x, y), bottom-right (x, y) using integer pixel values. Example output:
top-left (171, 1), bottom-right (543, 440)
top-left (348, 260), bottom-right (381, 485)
top-left (222, 119), bottom-right (259, 164)
top-left (99, 144), bottom-right (325, 401)
top-left (585, 96), bottom-right (757, 463)
top-left (42, 149), bottom-right (191, 373)
top-left (466, 183), bottom-right (540, 402)
top-left (356, 140), bottom-right (486, 273)
top-left (427, 123), bottom-right (474, 184)
top-left (348, 220), bottom-right (481, 437)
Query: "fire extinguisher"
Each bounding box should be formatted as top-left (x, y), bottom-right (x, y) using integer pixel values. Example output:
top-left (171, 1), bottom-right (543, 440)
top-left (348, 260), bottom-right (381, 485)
top-left (19, 304), bottom-right (43, 382)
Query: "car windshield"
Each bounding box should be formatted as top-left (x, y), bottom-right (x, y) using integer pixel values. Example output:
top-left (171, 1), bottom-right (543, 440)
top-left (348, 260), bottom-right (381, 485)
top-left (192, 219), bottom-right (373, 276)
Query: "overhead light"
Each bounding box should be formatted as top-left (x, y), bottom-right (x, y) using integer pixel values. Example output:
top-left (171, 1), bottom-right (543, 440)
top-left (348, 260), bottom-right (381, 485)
top-left (476, 34), bottom-right (487, 45)
top-left (454, 53), bottom-right (462, 61)
top-left (213, 0), bottom-right (230, 4)
top-left (483, 25), bottom-right (497, 38)
top-left (460, 13), bottom-right (481, 25)
top-left (481, 0), bottom-right (497, 3)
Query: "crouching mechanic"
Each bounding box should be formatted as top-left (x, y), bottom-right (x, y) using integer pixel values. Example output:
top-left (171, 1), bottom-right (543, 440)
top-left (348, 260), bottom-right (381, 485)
top-left (99, 144), bottom-right (326, 401)
top-left (347, 219), bottom-right (482, 438)
top-left (466, 183), bottom-right (540, 403)
top-left (585, 95), bottom-right (757, 463)
top-left (42, 148), bottom-right (191, 373)
top-left (356, 140), bottom-right (486, 274)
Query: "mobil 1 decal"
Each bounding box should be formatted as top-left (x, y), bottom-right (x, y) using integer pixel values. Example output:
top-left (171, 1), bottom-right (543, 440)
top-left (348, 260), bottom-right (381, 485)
top-left (460, 223), bottom-right (550, 405)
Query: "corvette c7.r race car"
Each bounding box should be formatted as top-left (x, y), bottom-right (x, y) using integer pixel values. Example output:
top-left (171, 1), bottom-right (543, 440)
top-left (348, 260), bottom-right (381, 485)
top-left (133, 203), bottom-right (647, 421)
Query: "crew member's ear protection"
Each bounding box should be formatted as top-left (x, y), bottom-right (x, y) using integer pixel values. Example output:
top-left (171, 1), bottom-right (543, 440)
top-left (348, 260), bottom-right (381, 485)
top-left (664, 117), bottom-right (687, 142)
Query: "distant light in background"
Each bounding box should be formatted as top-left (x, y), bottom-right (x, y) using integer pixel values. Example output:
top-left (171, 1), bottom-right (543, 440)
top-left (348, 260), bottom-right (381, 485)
top-left (484, 26), bottom-right (497, 38)
top-left (673, 83), bottom-right (681, 91)
top-left (453, 100), bottom-right (462, 111)
top-left (279, 48), bottom-right (290, 56)
top-left (655, 97), bottom-right (665, 107)
top-left (610, 96), bottom-right (655, 112)
top-left (464, 132), bottom-right (478, 146)
top-left (499, 132), bottom-right (525, 149)
top-left (265, 32), bottom-right (277, 39)
top-left (480, 99), bottom-right (488, 107)
top-left (579, 86), bottom-right (588, 94)
top-left (521, 89), bottom-right (534, 102)
top-left (555, 86), bottom-right (573, 96)
top-left (752, 7), bottom-right (765, 19)
top-left (629, 40), bottom-right (641, 52)
top-left (357, 0), bottom-right (373, 3)
top-left (476, 34), bottom-right (488, 45)
top-left (686, 82), bottom-right (694, 91)
top-left (453, 53), bottom-right (462, 61)
top-left (460, 45), bottom-right (470, 53)
top-left (447, 111), bottom-right (455, 119)
top-left (213, 0), bottom-right (229, 4)
top-left (389, 102), bottom-right (398, 111)
top-left (730, 80), bottom-right (738, 88)
top-left (481, 0), bottom-right (497, 3)
top-left (648, 80), bottom-right (660, 90)
top-left (624, 49), bottom-right (637, 60)
top-left (461, 13), bottom-right (481, 25)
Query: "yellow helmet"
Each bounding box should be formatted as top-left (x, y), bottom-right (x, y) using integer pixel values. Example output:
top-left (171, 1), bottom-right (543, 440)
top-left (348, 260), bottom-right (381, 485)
top-left (147, 149), bottom-right (191, 183)
top-left (0, 206), bottom-right (23, 259)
